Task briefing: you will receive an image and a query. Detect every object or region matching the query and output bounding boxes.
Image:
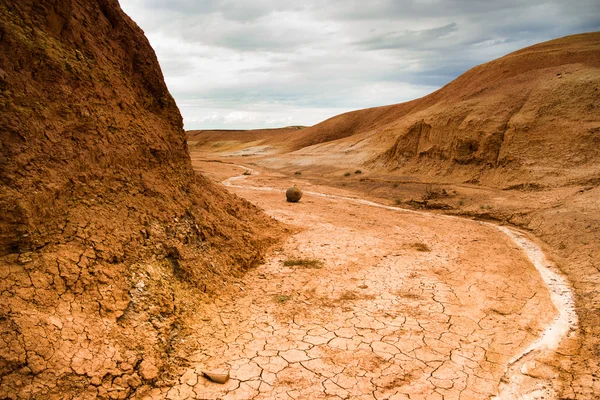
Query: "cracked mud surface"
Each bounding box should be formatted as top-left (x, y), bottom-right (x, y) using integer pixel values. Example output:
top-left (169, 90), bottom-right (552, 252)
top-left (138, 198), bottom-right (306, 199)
top-left (145, 162), bottom-right (565, 399)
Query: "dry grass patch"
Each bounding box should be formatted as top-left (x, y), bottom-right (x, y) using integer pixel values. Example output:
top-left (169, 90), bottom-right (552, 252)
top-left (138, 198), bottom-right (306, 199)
top-left (410, 242), bottom-right (431, 252)
top-left (379, 371), bottom-right (416, 389)
top-left (422, 184), bottom-right (456, 200)
top-left (338, 290), bottom-right (376, 302)
top-left (309, 289), bottom-right (378, 308)
top-left (339, 290), bottom-right (359, 301)
top-left (283, 258), bottom-right (324, 269)
top-left (392, 289), bottom-right (422, 300)
top-left (274, 294), bottom-right (292, 303)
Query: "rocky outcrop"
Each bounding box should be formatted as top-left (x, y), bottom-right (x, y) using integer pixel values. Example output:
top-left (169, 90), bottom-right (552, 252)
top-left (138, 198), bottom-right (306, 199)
top-left (0, 1), bottom-right (282, 398)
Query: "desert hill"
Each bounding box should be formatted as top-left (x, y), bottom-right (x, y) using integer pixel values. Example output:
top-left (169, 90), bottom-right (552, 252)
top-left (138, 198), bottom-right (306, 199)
top-left (288, 33), bottom-right (600, 185)
top-left (289, 32), bottom-right (600, 187)
top-left (0, 0), bottom-right (281, 398)
top-left (192, 33), bottom-right (600, 188)
top-left (187, 126), bottom-right (304, 156)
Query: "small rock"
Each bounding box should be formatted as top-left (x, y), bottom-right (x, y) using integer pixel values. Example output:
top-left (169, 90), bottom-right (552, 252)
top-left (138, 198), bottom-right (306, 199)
top-left (202, 370), bottom-right (230, 384)
top-left (49, 316), bottom-right (63, 329)
top-left (120, 362), bottom-right (133, 372)
top-left (90, 375), bottom-right (103, 386)
top-left (180, 369), bottom-right (197, 386)
top-left (139, 359), bottom-right (159, 380)
top-left (18, 253), bottom-right (32, 264)
top-left (286, 186), bottom-right (303, 202)
top-left (126, 373), bottom-right (142, 388)
top-left (521, 361), bottom-right (557, 380)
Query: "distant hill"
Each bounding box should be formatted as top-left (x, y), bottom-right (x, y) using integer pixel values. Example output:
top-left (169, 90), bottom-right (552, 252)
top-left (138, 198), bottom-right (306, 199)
top-left (287, 32), bottom-right (600, 186)
top-left (187, 126), bottom-right (305, 154)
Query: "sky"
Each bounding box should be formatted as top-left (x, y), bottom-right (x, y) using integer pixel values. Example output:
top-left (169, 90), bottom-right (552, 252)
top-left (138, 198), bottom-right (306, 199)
top-left (119, 0), bottom-right (600, 130)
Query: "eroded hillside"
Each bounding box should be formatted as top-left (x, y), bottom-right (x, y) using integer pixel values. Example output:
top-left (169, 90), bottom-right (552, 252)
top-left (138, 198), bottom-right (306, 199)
top-left (0, 1), bottom-right (282, 398)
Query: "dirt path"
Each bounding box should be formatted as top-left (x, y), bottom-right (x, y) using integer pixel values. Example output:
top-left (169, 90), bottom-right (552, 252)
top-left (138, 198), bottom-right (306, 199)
top-left (145, 162), bottom-right (576, 399)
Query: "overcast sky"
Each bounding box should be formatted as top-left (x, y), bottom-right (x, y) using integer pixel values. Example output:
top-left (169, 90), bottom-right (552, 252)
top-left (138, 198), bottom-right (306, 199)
top-left (119, 0), bottom-right (599, 130)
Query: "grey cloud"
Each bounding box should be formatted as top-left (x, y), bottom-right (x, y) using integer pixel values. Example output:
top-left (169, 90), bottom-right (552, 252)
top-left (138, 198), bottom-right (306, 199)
top-left (138, 10), bottom-right (320, 53)
top-left (211, 28), bottom-right (313, 52)
top-left (322, 0), bottom-right (567, 20)
top-left (143, 0), bottom-right (218, 14)
top-left (354, 23), bottom-right (459, 51)
top-left (137, 0), bottom-right (302, 21)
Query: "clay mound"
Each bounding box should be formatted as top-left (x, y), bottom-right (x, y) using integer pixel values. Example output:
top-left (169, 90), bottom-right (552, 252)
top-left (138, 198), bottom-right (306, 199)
top-left (0, 1), bottom-right (281, 398)
top-left (290, 32), bottom-right (600, 186)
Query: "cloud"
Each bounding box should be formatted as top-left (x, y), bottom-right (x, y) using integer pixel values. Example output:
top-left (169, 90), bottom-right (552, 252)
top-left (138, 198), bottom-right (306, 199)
top-left (119, 0), bottom-right (600, 130)
top-left (141, 0), bottom-right (303, 21)
top-left (354, 23), bottom-right (459, 51)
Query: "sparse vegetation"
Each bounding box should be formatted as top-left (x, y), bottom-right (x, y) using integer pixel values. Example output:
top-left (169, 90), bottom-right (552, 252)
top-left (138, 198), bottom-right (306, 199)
top-left (242, 170), bottom-right (251, 175)
top-left (392, 290), bottom-right (421, 300)
top-left (337, 290), bottom-right (375, 301)
top-left (344, 172), bottom-right (351, 177)
top-left (422, 184), bottom-right (450, 200)
top-left (274, 294), bottom-right (292, 303)
top-left (406, 199), bottom-right (425, 208)
top-left (382, 374), bottom-right (414, 389)
top-left (393, 183), bottom-right (399, 188)
top-left (283, 258), bottom-right (324, 269)
top-left (294, 171), bottom-right (302, 175)
top-left (458, 199), bottom-right (465, 206)
top-left (394, 198), bottom-right (403, 205)
top-left (339, 290), bottom-right (359, 301)
top-left (504, 183), bottom-right (543, 191)
top-left (486, 307), bottom-right (512, 316)
top-left (411, 242), bottom-right (431, 252)
top-left (355, 170), bottom-right (362, 174)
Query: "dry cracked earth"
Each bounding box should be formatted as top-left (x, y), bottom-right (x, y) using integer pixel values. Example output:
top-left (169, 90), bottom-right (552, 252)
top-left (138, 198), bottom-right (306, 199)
top-left (144, 161), bottom-right (569, 400)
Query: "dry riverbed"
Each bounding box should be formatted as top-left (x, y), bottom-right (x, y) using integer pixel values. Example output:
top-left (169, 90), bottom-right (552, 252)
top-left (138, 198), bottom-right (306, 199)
top-left (142, 161), bottom-right (576, 399)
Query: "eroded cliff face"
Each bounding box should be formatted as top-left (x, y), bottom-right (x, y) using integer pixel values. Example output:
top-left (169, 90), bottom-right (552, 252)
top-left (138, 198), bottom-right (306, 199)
top-left (0, 1), bottom-right (282, 398)
top-left (369, 34), bottom-right (600, 185)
